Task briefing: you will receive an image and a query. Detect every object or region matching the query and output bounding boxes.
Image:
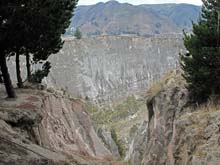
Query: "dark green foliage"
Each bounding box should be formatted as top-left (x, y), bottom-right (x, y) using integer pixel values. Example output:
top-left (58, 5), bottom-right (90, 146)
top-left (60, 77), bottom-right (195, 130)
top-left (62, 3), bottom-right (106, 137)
top-left (27, 0), bottom-right (79, 62)
top-left (0, 0), bottom-right (78, 97)
top-left (74, 28), bottom-right (82, 39)
top-left (0, 1), bottom-right (17, 97)
top-left (30, 62), bottom-right (51, 83)
top-left (181, 0), bottom-right (220, 102)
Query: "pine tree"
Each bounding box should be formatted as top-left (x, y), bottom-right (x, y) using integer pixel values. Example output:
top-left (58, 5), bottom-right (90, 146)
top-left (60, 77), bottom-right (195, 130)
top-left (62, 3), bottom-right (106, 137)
top-left (0, 0), bottom-right (78, 97)
top-left (0, 1), bottom-right (17, 98)
top-left (14, 0), bottom-right (78, 85)
top-left (181, 0), bottom-right (220, 102)
top-left (74, 28), bottom-right (82, 39)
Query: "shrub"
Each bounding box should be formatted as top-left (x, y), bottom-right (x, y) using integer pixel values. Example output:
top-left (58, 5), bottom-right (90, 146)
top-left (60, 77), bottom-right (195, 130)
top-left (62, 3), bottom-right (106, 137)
top-left (30, 62), bottom-right (51, 83)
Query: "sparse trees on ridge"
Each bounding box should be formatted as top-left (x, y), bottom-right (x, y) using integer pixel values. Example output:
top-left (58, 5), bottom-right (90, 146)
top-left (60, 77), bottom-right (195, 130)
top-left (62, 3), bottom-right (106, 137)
top-left (0, 0), bottom-right (78, 98)
top-left (181, 0), bottom-right (220, 102)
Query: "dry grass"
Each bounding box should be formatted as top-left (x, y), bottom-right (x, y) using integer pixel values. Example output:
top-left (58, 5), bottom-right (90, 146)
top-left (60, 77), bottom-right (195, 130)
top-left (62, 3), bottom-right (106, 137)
top-left (195, 100), bottom-right (220, 113)
top-left (146, 69), bottom-right (185, 102)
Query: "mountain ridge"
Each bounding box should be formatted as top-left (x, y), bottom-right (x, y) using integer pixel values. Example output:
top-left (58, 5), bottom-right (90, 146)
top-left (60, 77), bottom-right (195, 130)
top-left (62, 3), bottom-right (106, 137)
top-left (67, 1), bottom-right (201, 37)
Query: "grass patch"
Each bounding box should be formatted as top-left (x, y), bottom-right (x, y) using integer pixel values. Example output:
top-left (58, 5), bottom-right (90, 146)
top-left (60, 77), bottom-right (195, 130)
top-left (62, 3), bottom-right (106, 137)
top-left (146, 69), bottom-right (185, 102)
top-left (85, 95), bottom-right (147, 126)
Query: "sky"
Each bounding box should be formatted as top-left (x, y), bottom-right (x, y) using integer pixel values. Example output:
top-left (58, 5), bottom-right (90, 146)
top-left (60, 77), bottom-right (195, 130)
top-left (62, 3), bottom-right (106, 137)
top-left (78, 0), bottom-right (202, 6)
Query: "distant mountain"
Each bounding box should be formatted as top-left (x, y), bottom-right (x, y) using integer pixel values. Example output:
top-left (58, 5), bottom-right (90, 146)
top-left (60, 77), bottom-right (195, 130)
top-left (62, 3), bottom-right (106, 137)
top-left (66, 1), bottom-right (201, 37)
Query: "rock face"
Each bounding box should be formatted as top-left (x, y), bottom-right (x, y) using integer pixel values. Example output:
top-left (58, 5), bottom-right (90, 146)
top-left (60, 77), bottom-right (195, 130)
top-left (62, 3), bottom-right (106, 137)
top-left (48, 35), bottom-right (184, 103)
top-left (126, 70), bottom-right (220, 165)
top-left (142, 70), bottom-right (189, 165)
top-left (97, 127), bottom-right (121, 158)
top-left (125, 120), bottom-right (148, 164)
top-left (0, 86), bottom-right (117, 165)
top-left (35, 89), bottom-right (111, 158)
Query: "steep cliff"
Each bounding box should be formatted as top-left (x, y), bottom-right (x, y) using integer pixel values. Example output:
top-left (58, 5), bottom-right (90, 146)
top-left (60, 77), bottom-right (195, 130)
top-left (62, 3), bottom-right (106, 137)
top-left (0, 85), bottom-right (120, 164)
top-left (126, 70), bottom-right (220, 165)
top-left (48, 35), bottom-right (184, 103)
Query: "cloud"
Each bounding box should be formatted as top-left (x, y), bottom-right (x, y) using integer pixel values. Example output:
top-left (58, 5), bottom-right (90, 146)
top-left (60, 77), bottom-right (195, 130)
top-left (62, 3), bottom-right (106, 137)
top-left (78, 0), bottom-right (202, 6)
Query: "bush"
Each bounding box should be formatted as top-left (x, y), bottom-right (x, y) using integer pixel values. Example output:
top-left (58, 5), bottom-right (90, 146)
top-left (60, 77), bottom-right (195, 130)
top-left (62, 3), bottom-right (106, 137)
top-left (30, 62), bottom-right (51, 83)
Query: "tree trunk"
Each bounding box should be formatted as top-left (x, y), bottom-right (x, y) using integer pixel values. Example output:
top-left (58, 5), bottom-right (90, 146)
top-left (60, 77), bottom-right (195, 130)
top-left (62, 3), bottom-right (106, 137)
top-left (16, 51), bottom-right (23, 88)
top-left (0, 68), bottom-right (3, 83)
top-left (26, 52), bottom-right (31, 81)
top-left (0, 50), bottom-right (16, 98)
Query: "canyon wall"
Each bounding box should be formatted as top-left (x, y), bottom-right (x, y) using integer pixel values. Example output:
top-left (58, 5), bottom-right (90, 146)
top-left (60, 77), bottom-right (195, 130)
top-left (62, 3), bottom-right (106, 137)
top-left (48, 35), bottom-right (184, 103)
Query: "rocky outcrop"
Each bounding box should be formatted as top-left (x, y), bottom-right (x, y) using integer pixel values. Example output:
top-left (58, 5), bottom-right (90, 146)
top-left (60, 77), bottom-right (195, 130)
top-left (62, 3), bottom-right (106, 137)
top-left (35, 89), bottom-right (111, 158)
top-left (142, 70), bottom-right (189, 165)
top-left (126, 70), bottom-right (220, 165)
top-left (0, 86), bottom-right (118, 164)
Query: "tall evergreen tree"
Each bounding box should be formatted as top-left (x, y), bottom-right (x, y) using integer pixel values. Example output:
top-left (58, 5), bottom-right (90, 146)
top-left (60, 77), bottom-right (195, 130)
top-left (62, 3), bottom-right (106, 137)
top-left (181, 0), bottom-right (220, 102)
top-left (0, 0), bottom-right (78, 97)
top-left (0, 1), bottom-right (17, 98)
top-left (13, 0), bottom-right (78, 86)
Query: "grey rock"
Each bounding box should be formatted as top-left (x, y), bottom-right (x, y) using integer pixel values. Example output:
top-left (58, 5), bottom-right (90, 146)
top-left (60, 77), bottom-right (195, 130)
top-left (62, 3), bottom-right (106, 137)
top-left (47, 35), bottom-right (184, 104)
top-left (125, 121), bottom-right (148, 164)
top-left (97, 127), bottom-right (121, 158)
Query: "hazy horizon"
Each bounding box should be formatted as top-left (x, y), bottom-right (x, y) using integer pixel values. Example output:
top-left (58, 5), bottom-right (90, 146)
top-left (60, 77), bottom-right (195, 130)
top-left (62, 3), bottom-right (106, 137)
top-left (78, 0), bottom-right (202, 6)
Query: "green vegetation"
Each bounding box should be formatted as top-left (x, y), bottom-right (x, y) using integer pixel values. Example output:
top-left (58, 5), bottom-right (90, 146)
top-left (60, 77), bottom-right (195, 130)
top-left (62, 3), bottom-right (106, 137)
top-left (74, 28), bottom-right (82, 39)
top-left (0, 0), bottom-right (78, 97)
top-left (85, 95), bottom-right (147, 159)
top-left (86, 95), bottom-right (146, 125)
top-left (181, 0), bottom-right (220, 102)
top-left (30, 62), bottom-right (51, 83)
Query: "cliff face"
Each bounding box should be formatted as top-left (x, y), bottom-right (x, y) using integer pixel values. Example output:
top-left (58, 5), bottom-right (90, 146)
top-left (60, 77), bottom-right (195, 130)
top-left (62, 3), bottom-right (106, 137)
top-left (126, 70), bottom-right (220, 165)
top-left (142, 70), bottom-right (189, 165)
top-left (35, 89), bottom-right (111, 158)
top-left (0, 86), bottom-right (117, 165)
top-left (48, 35), bottom-right (184, 103)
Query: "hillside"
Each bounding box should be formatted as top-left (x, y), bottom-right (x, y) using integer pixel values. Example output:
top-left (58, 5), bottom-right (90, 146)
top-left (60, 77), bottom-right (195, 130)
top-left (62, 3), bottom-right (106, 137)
top-left (66, 1), bottom-right (201, 36)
